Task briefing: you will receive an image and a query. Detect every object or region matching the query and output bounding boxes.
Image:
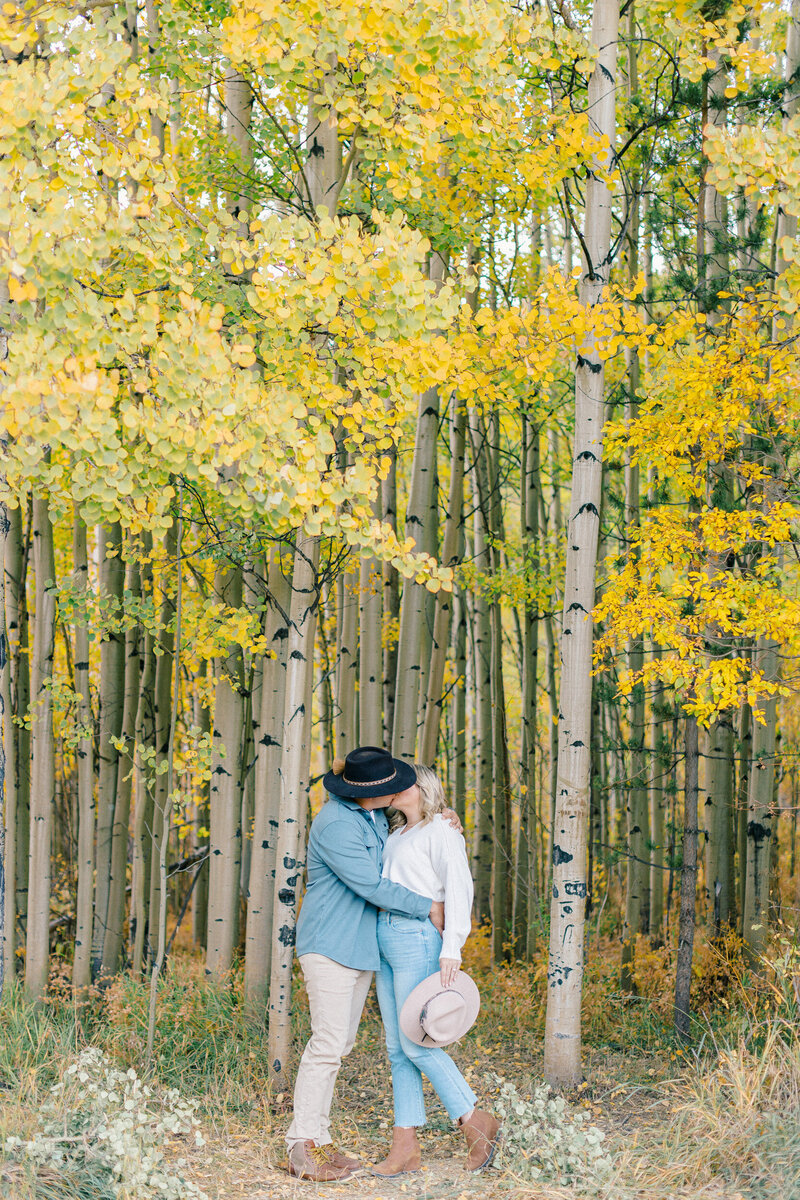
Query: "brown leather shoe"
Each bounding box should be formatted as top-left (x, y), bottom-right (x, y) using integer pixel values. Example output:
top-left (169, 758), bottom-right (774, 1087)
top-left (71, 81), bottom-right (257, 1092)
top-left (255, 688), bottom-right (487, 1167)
top-left (288, 1139), bottom-right (356, 1181)
top-left (370, 1126), bottom-right (422, 1177)
top-left (459, 1108), bottom-right (501, 1171)
top-left (320, 1144), bottom-right (363, 1174)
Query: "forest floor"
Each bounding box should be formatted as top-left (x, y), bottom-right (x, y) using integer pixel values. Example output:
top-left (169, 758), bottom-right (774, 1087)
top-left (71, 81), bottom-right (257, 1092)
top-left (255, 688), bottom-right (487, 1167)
top-left (1, 929), bottom-right (798, 1200)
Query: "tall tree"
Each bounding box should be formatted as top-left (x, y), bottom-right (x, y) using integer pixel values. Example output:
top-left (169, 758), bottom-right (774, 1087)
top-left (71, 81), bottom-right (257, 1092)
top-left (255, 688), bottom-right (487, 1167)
top-left (543, 0), bottom-right (619, 1086)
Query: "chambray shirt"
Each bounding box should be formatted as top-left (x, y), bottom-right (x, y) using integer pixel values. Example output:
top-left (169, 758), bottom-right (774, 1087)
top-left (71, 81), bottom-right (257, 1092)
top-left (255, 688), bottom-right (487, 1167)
top-left (295, 795), bottom-right (433, 971)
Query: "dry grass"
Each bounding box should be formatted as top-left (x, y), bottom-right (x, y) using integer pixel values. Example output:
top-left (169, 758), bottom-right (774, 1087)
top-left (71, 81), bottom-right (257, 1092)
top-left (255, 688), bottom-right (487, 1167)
top-left (2, 934), bottom-right (799, 1199)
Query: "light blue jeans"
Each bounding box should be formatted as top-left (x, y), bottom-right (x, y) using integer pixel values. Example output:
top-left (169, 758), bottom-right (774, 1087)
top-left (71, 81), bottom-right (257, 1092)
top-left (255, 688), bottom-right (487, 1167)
top-left (376, 912), bottom-right (477, 1128)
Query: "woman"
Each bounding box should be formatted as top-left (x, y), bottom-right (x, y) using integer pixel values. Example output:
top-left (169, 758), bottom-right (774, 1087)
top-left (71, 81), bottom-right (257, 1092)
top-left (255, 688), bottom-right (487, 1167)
top-left (371, 765), bottom-right (500, 1176)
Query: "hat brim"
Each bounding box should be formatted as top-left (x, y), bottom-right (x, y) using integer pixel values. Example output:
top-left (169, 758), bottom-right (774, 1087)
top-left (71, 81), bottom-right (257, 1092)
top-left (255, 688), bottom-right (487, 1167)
top-left (322, 757), bottom-right (416, 799)
top-left (399, 970), bottom-right (480, 1048)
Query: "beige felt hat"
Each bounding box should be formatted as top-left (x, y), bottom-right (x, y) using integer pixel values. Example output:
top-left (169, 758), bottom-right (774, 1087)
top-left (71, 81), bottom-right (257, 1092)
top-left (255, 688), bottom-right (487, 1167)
top-left (399, 970), bottom-right (480, 1048)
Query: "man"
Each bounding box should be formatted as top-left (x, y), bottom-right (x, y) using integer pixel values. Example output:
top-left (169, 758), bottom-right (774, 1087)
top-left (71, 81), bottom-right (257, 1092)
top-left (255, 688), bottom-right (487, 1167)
top-left (286, 745), bottom-right (453, 1182)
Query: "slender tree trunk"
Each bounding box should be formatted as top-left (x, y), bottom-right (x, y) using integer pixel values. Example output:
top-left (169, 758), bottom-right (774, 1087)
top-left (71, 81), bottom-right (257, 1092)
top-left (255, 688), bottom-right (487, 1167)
top-left (451, 590), bottom-right (467, 825)
top-left (543, 0), bottom-right (618, 1086)
top-left (92, 524), bottom-right (126, 978)
top-left (743, 637), bottom-right (778, 967)
top-left (244, 549), bottom-right (291, 1017)
top-left (420, 394), bottom-right (466, 763)
top-left (518, 411), bottom-right (540, 959)
top-left (25, 499), bottom-right (57, 1000)
top-left (358, 533), bottom-right (383, 747)
top-left (268, 536), bottom-right (319, 1087)
top-left (650, 657), bottom-right (667, 946)
top-left (5, 503), bottom-right (30, 964)
top-left (334, 565), bottom-right (358, 756)
top-left (391, 256), bottom-right (445, 759)
top-left (471, 492), bottom-right (493, 926)
top-left (146, 496), bottom-right (183, 1067)
top-left (737, 691), bottom-right (752, 931)
top-left (72, 517), bottom-right (95, 990)
top-left (206, 562), bottom-right (245, 981)
top-left (131, 538), bottom-right (155, 975)
top-left (704, 714), bottom-right (734, 934)
top-left (191, 660), bottom-right (211, 950)
top-left (382, 433), bottom-right (399, 750)
top-left (102, 559), bottom-right (142, 975)
top-left (674, 712), bottom-right (699, 1040)
top-left (147, 523), bottom-right (177, 970)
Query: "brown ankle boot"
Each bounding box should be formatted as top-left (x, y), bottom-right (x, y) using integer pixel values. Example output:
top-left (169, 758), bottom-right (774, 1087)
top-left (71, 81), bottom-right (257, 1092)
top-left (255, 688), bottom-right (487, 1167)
top-left (370, 1126), bottom-right (422, 1177)
top-left (459, 1107), bottom-right (501, 1171)
top-left (288, 1139), bottom-right (356, 1181)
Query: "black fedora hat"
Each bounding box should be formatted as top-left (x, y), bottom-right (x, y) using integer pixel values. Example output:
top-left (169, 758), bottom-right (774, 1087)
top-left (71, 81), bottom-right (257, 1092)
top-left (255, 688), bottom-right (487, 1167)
top-left (323, 746), bottom-right (416, 800)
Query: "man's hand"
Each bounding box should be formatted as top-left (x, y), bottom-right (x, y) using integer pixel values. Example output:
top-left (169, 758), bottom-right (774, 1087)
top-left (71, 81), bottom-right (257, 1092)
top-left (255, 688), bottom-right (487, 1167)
top-left (442, 807), bottom-right (463, 835)
top-left (429, 900), bottom-right (445, 934)
top-left (440, 957), bottom-right (460, 988)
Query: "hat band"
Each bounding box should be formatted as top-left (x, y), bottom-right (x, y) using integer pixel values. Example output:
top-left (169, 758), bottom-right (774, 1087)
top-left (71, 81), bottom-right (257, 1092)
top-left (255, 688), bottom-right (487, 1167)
top-left (343, 769), bottom-right (396, 787)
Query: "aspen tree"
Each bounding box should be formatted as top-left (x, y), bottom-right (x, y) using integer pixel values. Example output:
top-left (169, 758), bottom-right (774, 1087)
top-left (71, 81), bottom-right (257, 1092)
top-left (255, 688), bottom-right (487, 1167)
top-left (25, 498), bottom-right (57, 1000)
top-left (5, 503), bottom-right (30, 962)
top-left (191, 660), bottom-right (211, 950)
top-left (334, 565), bottom-right (358, 755)
top-left (358, 540), bottom-right (383, 747)
top-left (543, 0), bottom-right (619, 1086)
top-left (102, 558), bottom-right (142, 975)
top-left (147, 524), bottom-right (177, 970)
top-left (621, 15), bottom-right (648, 983)
top-left (516, 405), bottom-right (540, 958)
top-left (244, 549), bottom-right (290, 1015)
top-left (420, 396), bottom-right (466, 763)
top-left (206, 560), bottom-right (245, 980)
top-left (451, 589), bottom-right (468, 824)
top-left (382, 435), bottom-right (400, 748)
top-left (131, 539), bottom-right (155, 975)
top-left (470, 429), bottom-right (493, 927)
top-left (92, 524), bottom-right (126, 977)
top-left (392, 251), bottom-right (446, 759)
top-left (72, 517), bottom-right (94, 991)
top-left (743, 636), bottom-right (779, 966)
top-left (267, 535), bottom-right (319, 1086)
top-left (674, 712), bottom-right (699, 1039)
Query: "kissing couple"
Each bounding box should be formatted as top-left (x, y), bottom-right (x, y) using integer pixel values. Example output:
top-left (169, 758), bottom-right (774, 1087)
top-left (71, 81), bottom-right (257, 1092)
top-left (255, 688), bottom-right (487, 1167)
top-left (284, 745), bottom-right (501, 1182)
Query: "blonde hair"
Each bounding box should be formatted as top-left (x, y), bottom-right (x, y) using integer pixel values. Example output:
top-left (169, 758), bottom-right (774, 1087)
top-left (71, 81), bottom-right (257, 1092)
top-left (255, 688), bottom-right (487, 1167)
top-left (388, 763), bottom-right (446, 832)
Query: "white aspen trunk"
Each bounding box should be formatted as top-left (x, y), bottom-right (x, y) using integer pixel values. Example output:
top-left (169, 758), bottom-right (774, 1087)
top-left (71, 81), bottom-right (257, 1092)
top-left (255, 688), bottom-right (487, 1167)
top-left (72, 516), bottom-right (95, 990)
top-left (517, 409), bottom-right (540, 958)
top-left (451, 588), bottom-right (467, 825)
top-left (102, 558), bottom-right (142, 975)
top-left (191, 659), bottom-right (211, 950)
top-left (704, 715), bottom-right (734, 931)
top-left (382, 428), bottom-right (399, 748)
top-left (334, 565), bottom-right (358, 756)
top-left (223, 67), bottom-right (253, 235)
top-left (471, 501), bottom-right (493, 925)
top-left (743, 637), bottom-right (778, 966)
top-left (543, 0), bottom-right (618, 1086)
top-left (147, 523), bottom-right (177, 970)
top-left (206, 563), bottom-right (245, 981)
top-left (392, 252), bottom-right (446, 759)
top-left (358, 548), bottom-right (383, 748)
top-left (3, 504), bottom-right (28, 978)
top-left (419, 395), bottom-right (466, 763)
top-left (674, 713), bottom-right (700, 1038)
top-left (130, 537), bottom-right (154, 975)
top-left (268, 536), bottom-right (319, 1086)
top-left (25, 498), bottom-right (57, 1000)
top-left (92, 523), bottom-right (126, 977)
top-left (244, 548), bottom-right (291, 1016)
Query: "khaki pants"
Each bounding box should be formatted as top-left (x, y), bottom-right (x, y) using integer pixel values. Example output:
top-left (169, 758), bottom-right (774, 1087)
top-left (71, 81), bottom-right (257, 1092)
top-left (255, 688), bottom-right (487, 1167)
top-left (286, 953), bottom-right (373, 1149)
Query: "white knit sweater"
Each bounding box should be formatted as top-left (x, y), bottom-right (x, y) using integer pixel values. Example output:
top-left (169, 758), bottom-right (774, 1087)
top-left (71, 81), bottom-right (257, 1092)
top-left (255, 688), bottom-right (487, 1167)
top-left (381, 813), bottom-right (473, 962)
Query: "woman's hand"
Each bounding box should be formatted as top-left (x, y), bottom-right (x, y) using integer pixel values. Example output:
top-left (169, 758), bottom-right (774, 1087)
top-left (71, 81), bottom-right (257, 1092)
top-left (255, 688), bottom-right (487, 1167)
top-left (429, 900), bottom-right (445, 933)
top-left (440, 957), bottom-right (460, 988)
top-left (441, 807), bottom-right (463, 835)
